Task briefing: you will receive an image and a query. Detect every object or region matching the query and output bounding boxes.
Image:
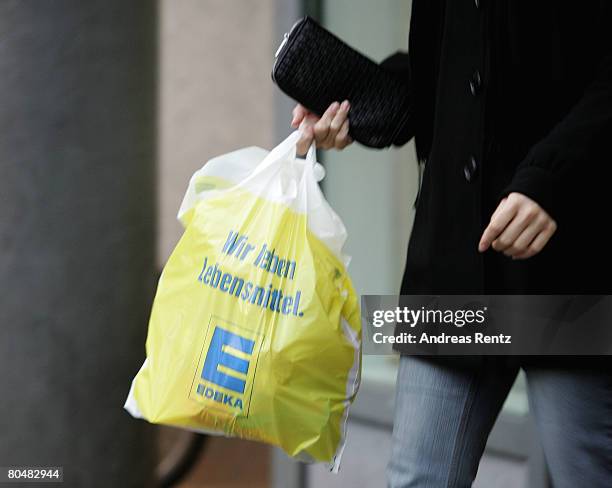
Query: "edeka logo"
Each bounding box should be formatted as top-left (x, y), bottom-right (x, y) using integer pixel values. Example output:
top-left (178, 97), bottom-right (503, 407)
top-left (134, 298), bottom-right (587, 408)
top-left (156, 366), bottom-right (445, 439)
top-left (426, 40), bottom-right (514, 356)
top-left (203, 327), bottom-right (254, 393)
top-left (190, 320), bottom-right (262, 415)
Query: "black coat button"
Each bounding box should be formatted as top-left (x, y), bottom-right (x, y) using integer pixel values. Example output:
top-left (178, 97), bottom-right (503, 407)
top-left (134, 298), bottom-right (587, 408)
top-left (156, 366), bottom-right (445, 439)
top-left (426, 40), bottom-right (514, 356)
top-left (469, 70), bottom-right (482, 95)
top-left (464, 156), bottom-right (478, 182)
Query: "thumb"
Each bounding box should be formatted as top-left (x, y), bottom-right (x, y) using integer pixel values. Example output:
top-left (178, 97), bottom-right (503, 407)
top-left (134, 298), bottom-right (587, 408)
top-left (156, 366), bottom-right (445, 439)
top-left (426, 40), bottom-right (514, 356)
top-left (291, 104), bottom-right (309, 128)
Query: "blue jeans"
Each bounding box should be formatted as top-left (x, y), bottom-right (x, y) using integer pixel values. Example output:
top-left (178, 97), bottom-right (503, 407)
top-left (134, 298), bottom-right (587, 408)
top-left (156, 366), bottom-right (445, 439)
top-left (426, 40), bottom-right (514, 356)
top-left (387, 356), bottom-right (612, 488)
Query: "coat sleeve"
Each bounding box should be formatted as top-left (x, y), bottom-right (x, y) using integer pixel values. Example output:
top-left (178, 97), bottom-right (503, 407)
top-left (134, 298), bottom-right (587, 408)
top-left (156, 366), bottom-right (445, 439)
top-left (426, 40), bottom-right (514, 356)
top-left (379, 51), bottom-right (415, 147)
top-left (501, 23), bottom-right (612, 219)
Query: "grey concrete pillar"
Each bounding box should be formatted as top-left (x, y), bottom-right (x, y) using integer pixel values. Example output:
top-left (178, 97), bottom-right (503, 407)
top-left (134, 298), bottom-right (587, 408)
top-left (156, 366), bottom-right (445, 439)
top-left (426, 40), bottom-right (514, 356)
top-left (0, 1), bottom-right (157, 487)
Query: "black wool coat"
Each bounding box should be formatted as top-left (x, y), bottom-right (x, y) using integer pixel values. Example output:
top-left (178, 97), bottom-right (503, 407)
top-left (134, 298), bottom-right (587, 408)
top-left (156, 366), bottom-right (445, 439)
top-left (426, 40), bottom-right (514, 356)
top-left (380, 0), bottom-right (612, 295)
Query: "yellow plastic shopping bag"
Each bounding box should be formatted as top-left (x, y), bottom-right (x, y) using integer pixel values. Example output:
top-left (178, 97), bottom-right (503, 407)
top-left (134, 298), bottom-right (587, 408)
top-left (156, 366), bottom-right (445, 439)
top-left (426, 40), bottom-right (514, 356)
top-left (124, 131), bottom-right (361, 471)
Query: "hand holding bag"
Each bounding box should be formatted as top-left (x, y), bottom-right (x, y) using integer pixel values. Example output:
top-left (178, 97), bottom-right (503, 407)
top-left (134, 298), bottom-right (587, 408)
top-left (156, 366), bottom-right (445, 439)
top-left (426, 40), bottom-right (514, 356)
top-left (272, 16), bottom-right (412, 148)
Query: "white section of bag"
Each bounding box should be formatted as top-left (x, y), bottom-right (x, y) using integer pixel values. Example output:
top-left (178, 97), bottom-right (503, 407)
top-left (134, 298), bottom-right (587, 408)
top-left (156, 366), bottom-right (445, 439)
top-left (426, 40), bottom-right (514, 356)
top-left (177, 131), bottom-right (350, 266)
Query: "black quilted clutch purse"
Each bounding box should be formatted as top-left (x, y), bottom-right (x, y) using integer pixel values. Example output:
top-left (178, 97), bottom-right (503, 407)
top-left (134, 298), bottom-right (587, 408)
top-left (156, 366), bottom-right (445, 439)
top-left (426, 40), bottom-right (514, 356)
top-left (272, 16), bottom-right (411, 149)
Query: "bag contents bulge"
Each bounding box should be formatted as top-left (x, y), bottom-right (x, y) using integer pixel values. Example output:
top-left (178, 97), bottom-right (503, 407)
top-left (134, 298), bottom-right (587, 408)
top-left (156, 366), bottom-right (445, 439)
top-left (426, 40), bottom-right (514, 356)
top-left (124, 131), bottom-right (361, 471)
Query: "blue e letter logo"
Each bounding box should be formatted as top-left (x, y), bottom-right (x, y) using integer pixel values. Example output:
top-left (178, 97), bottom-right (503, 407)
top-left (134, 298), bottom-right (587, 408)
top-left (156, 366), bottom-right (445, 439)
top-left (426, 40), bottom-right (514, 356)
top-left (201, 326), bottom-right (255, 393)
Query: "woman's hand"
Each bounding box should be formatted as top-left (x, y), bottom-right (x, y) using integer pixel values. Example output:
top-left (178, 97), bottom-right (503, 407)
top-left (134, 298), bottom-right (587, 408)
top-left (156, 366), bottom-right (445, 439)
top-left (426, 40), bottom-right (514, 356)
top-left (478, 192), bottom-right (557, 259)
top-left (291, 101), bottom-right (352, 155)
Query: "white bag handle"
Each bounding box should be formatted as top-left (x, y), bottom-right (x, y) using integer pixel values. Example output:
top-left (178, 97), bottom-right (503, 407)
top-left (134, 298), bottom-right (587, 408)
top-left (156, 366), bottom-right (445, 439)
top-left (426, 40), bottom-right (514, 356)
top-left (304, 143), bottom-right (326, 181)
top-left (252, 130), bottom-right (324, 181)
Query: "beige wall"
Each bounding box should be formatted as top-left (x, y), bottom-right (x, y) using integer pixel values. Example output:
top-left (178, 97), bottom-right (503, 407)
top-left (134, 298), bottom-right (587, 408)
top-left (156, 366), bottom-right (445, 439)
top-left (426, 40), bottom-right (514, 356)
top-left (159, 0), bottom-right (276, 263)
